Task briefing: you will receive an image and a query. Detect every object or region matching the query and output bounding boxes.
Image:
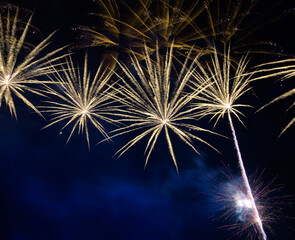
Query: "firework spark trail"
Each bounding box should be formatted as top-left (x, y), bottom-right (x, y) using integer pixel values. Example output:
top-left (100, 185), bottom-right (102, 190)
top-left (228, 112), bottom-right (267, 240)
top-left (189, 45), bottom-right (268, 239)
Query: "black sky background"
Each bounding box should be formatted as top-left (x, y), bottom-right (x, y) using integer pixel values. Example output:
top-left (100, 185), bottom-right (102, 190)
top-left (0, 0), bottom-right (295, 240)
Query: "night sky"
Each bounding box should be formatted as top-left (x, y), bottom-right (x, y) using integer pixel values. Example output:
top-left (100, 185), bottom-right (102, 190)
top-left (0, 0), bottom-right (294, 240)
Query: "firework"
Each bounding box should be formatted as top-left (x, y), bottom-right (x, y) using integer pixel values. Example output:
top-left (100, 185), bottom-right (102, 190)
top-left (74, 0), bottom-right (211, 64)
top-left (212, 166), bottom-right (289, 239)
top-left (109, 42), bottom-right (220, 173)
top-left (190, 46), bottom-right (267, 239)
top-left (144, 0), bottom-right (209, 51)
top-left (203, 0), bottom-right (291, 54)
top-left (215, 180), bottom-right (266, 240)
top-left (73, 0), bottom-right (153, 63)
top-left (41, 54), bottom-right (116, 149)
top-left (0, 7), bottom-right (66, 118)
top-left (254, 59), bottom-right (295, 136)
top-left (190, 46), bottom-right (254, 126)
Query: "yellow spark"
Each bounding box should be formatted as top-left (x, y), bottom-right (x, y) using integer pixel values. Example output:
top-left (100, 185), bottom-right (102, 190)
top-left (109, 42), bottom-right (220, 173)
top-left (42, 54), bottom-right (116, 149)
top-left (0, 7), bottom-right (66, 118)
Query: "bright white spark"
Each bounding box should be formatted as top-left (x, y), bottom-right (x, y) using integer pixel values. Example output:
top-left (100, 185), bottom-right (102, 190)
top-left (82, 109), bottom-right (88, 115)
top-left (162, 119), bottom-right (169, 125)
top-left (224, 103), bottom-right (231, 109)
top-left (3, 75), bottom-right (10, 85)
top-left (235, 194), bottom-right (252, 209)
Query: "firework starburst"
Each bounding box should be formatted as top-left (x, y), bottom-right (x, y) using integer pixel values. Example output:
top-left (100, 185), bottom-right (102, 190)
top-left (110, 42), bottom-right (219, 173)
top-left (42, 54), bottom-right (116, 149)
top-left (190, 46), bottom-right (253, 126)
top-left (0, 7), bottom-right (65, 118)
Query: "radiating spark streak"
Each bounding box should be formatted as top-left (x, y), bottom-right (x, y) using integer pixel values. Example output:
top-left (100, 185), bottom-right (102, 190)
top-left (109, 42), bottom-right (221, 173)
top-left (254, 59), bottom-right (295, 136)
top-left (41, 54), bottom-right (116, 149)
top-left (228, 112), bottom-right (267, 240)
top-left (0, 7), bottom-right (66, 118)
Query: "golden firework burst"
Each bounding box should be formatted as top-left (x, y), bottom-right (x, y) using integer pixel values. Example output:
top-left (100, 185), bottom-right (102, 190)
top-left (74, 0), bottom-right (211, 64)
top-left (41, 54), bottom-right (117, 149)
top-left (0, 7), bottom-right (66, 118)
top-left (109, 42), bottom-right (219, 173)
top-left (189, 45), bottom-right (255, 125)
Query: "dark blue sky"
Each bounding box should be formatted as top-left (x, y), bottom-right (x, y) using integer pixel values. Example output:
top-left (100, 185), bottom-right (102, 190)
top-left (0, 1), bottom-right (295, 240)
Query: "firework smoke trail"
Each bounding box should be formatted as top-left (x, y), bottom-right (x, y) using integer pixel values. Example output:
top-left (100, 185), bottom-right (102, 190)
top-left (228, 112), bottom-right (267, 240)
